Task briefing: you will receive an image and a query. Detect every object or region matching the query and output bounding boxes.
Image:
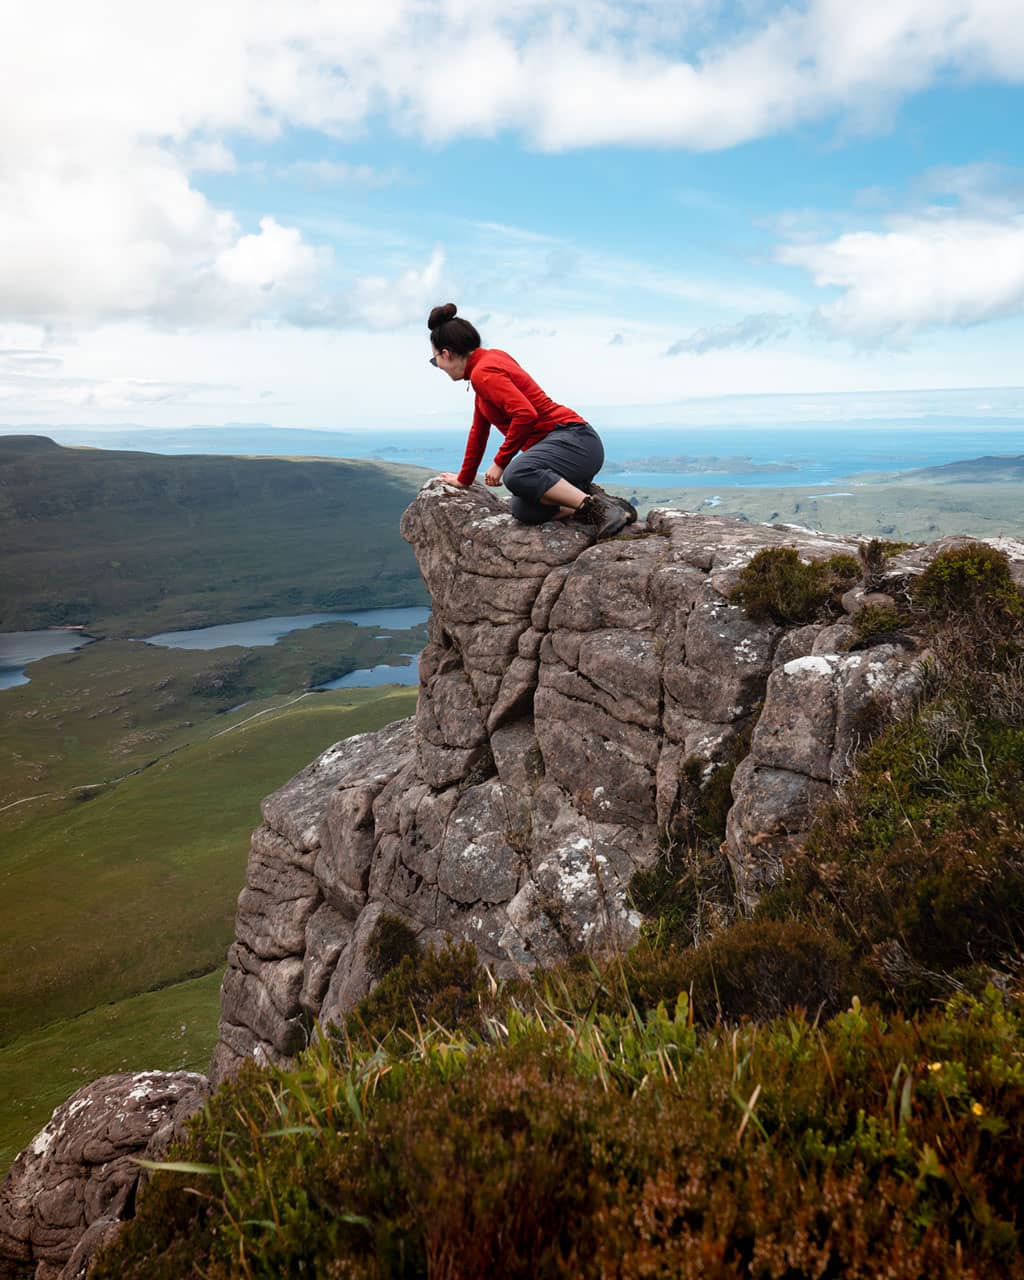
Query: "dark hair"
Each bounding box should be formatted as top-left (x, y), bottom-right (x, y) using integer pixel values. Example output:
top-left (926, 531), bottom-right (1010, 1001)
top-left (428, 303), bottom-right (481, 357)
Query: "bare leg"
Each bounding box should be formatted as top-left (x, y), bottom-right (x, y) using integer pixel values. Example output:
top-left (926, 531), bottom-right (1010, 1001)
top-left (539, 478), bottom-right (588, 510)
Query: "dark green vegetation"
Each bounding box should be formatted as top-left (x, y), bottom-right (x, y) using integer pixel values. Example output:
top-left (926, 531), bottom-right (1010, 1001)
top-left (0, 435), bottom-right (429, 634)
top-left (756, 544), bottom-right (1024, 1007)
top-left (730, 547), bottom-right (859, 624)
top-left (94, 983), bottom-right (1024, 1278)
top-left (90, 545), bottom-right (1024, 1278)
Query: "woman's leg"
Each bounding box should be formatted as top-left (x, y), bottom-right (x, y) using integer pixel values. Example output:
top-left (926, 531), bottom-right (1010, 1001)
top-left (503, 424), bottom-right (605, 523)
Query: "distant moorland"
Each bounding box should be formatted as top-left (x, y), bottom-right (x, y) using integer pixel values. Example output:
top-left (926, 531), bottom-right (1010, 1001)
top-left (0, 435), bottom-right (430, 635)
top-left (628, 454), bottom-right (1024, 541)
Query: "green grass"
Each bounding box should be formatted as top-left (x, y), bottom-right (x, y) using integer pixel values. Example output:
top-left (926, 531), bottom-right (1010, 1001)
top-left (0, 968), bottom-right (223, 1173)
top-left (0, 687), bottom-right (417, 1046)
top-left (0, 623), bottom-right (425, 824)
top-left (93, 978), bottom-right (1024, 1280)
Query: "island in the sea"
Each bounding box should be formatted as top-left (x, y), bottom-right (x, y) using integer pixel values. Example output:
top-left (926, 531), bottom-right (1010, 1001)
top-left (603, 454), bottom-right (802, 474)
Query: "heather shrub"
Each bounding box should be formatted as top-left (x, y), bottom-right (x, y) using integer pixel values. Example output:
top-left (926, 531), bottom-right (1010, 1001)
top-left (663, 918), bottom-right (855, 1023)
top-left (759, 587), bottom-right (1024, 1004)
top-left (914, 543), bottom-right (1023, 620)
top-left (93, 990), bottom-right (1024, 1279)
top-left (365, 913), bottom-right (420, 980)
top-left (858, 537), bottom-right (915, 589)
top-left (630, 845), bottom-right (736, 953)
top-left (731, 547), bottom-right (860, 625)
top-left (851, 603), bottom-right (907, 647)
top-left (344, 937), bottom-right (489, 1049)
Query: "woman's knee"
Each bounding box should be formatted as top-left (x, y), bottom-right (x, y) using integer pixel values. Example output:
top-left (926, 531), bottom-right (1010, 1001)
top-left (502, 456), bottom-right (531, 496)
top-left (508, 495), bottom-right (555, 525)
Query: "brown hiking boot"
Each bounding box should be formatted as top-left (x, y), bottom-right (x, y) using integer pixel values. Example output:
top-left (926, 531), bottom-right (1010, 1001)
top-left (574, 494), bottom-right (630, 540)
top-left (587, 483), bottom-right (638, 525)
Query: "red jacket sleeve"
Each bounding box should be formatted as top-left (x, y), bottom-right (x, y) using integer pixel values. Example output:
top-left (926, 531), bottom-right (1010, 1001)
top-left (475, 369), bottom-right (539, 470)
top-left (456, 402), bottom-right (491, 486)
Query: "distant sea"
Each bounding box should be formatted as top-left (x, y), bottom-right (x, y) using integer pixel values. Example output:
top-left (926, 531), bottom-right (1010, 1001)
top-left (27, 423), bottom-right (1024, 490)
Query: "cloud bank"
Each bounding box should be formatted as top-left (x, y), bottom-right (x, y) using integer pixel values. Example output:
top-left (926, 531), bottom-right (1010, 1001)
top-left (2, 0), bottom-right (1023, 337)
top-left (781, 210), bottom-right (1024, 344)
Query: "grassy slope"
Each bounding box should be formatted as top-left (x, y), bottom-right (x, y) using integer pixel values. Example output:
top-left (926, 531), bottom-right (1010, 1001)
top-left (0, 969), bottom-right (222, 1172)
top-left (0, 687), bottom-right (417, 1045)
top-left (0, 435), bottom-right (430, 635)
top-left (0, 623), bottom-right (425, 823)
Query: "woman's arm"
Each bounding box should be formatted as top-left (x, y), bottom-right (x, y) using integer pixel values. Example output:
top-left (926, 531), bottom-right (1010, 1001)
top-left (455, 403), bottom-right (492, 486)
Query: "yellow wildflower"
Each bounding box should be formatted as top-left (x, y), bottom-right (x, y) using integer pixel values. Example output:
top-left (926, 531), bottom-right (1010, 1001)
top-left (928, 1062), bottom-right (943, 1072)
top-left (972, 1102), bottom-right (984, 1117)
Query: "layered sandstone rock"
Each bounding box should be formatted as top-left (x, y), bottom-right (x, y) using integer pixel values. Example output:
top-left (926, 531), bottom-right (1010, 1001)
top-left (209, 483), bottom-right (936, 1079)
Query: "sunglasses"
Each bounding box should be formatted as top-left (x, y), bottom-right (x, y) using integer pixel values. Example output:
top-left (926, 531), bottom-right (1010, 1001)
top-left (429, 356), bottom-right (438, 367)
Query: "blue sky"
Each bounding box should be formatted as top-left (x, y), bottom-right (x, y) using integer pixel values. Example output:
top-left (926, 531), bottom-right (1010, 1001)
top-left (2, 1), bottom-right (1024, 431)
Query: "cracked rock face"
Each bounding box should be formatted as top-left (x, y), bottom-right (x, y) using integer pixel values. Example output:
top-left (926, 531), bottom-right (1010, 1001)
top-left (208, 483), bottom-right (956, 1081)
top-left (0, 1072), bottom-right (209, 1280)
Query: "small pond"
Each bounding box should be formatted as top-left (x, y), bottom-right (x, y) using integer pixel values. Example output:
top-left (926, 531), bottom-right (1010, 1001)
top-left (317, 656), bottom-right (420, 689)
top-left (0, 630), bottom-right (94, 690)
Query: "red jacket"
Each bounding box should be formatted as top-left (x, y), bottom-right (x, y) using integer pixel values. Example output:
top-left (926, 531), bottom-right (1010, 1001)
top-left (456, 348), bottom-right (583, 486)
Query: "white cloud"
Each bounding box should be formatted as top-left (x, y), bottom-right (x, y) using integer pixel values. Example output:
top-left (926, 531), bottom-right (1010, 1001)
top-left (666, 313), bottom-right (794, 355)
top-left (2, 0), bottom-right (1023, 342)
top-left (213, 217), bottom-right (328, 299)
top-left (781, 213), bottom-right (1024, 342)
top-left (183, 141), bottom-right (238, 174)
top-left (346, 248), bottom-right (448, 330)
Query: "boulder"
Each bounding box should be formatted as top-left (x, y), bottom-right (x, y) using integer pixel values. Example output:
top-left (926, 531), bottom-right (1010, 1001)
top-left (0, 1072), bottom-right (208, 1280)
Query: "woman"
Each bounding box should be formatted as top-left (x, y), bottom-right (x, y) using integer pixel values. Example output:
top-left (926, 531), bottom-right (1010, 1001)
top-left (429, 303), bottom-right (635, 539)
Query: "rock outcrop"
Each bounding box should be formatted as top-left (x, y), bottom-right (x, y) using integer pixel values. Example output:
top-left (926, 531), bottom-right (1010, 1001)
top-left (0, 1072), bottom-right (208, 1280)
top-left (209, 483), bottom-right (939, 1078)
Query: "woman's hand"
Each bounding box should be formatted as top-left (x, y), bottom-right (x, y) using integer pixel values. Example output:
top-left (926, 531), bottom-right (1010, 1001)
top-left (438, 471), bottom-right (467, 486)
top-left (484, 463), bottom-right (504, 487)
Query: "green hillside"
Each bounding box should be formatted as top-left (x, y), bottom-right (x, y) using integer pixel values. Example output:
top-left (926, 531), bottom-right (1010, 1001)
top-left (0, 687), bottom-right (417, 1047)
top-left (0, 435), bottom-right (430, 635)
top-left (0, 622), bottom-right (424, 823)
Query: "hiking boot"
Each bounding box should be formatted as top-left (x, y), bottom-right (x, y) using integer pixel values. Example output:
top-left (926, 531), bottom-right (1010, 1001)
top-left (587, 483), bottom-right (638, 525)
top-left (574, 494), bottom-right (630, 540)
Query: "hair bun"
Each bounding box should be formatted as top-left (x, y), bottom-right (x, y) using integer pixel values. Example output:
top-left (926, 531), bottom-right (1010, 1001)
top-left (428, 302), bottom-right (458, 330)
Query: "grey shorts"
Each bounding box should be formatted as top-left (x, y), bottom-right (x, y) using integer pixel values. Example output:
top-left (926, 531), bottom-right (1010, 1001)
top-left (502, 421), bottom-right (605, 524)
